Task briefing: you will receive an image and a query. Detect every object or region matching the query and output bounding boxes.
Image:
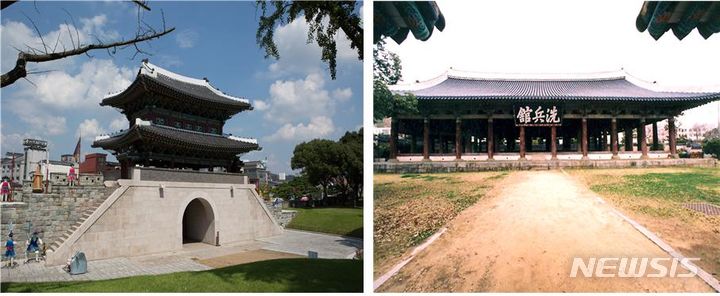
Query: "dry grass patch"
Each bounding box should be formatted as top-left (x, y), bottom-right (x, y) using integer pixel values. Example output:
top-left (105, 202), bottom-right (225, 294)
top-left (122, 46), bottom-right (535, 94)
top-left (573, 167), bottom-right (720, 277)
top-left (373, 172), bottom-right (507, 278)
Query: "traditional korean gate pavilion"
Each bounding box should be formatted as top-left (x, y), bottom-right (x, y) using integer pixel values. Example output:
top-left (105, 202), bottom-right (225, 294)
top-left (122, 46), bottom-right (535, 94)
top-left (93, 60), bottom-right (260, 178)
top-left (388, 72), bottom-right (720, 162)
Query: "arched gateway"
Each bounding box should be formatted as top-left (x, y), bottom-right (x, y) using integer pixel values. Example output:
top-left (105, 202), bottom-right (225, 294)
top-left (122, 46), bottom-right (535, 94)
top-left (182, 198), bottom-right (216, 245)
top-left (44, 61), bottom-right (283, 266)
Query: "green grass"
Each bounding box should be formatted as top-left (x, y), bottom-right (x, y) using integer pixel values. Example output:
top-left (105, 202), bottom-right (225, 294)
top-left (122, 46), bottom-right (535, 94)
top-left (286, 207), bottom-right (363, 238)
top-left (590, 169), bottom-right (720, 205)
top-left (0, 258), bottom-right (362, 292)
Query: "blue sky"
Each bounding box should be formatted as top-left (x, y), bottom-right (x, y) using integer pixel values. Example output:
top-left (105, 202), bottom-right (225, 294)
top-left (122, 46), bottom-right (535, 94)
top-left (0, 1), bottom-right (363, 175)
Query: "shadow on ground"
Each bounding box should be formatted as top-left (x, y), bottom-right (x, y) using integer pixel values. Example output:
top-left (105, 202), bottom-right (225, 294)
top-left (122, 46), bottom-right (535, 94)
top-left (0, 259), bottom-right (363, 292)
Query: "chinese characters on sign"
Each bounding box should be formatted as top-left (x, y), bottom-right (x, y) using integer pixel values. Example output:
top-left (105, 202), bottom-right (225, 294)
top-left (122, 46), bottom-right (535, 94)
top-left (514, 105), bottom-right (562, 126)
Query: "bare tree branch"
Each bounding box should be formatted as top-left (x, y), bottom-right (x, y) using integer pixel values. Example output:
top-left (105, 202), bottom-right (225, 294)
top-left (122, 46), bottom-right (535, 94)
top-left (132, 0), bottom-right (151, 11)
top-left (22, 12), bottom-right (48, 53)
top-left (2, 27), bottom-right (175, 87)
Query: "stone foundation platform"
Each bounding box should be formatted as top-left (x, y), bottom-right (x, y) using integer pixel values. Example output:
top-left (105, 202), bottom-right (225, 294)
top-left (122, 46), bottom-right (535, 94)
top-left (374, 158), bottom-right (718, 174)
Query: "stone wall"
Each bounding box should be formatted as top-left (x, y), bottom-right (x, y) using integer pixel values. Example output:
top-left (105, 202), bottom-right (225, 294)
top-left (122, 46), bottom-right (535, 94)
top-left (130, 167), bottom-right (248, 184)
top-left (0, 183), bottom-right (112, 256)
top-left (264, 201), bottom-right (297, 227)
top-left (375, 158), bottom-right (718, 174)
top-left (47, 180), bottom-right (282, 266)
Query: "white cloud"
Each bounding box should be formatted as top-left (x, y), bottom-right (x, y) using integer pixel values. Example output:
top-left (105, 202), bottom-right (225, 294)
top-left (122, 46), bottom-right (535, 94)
top-left (332, 88), bottom-right (353, 101)
top-left (253, 100), bottom-right (270, 111)
top-left (15, 59), bottom-right (134, 109)
top-left (175, 29), bottom-right (199, 48)
top-left (79, 14), bottom-right (120, 41)
top-left (263, 73), bottom-right (355, 124)
top-left (7, 100), bottom-right (68, 136)
top-left (264, 116), bottom-right (335, 142)
top-left (0, 132), bottom-right (39, 155)
top-left (109, 116), bottom-right (127, 131)
top-left (75, 118), bottom-right (106, 139)
top-left (265, 17), bottom-right (359, 77)
top-left (1, 14), bottom-right (119, 74)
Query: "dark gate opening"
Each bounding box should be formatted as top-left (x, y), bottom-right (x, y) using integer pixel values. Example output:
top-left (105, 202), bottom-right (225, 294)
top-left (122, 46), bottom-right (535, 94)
top-left (182, 198), bottom-right (216, 245)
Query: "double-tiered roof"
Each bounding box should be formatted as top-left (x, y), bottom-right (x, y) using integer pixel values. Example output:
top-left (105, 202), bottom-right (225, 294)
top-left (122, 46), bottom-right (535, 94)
top-left (93, 61), bottom-right (259, 174)
top-left (101, 61), bottom-right (252, 120)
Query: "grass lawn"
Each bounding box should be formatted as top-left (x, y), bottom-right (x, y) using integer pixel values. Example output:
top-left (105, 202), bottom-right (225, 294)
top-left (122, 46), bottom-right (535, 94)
top-left (286, 207), bottom-right (363, 238)
top-left (373, 171), bottom-right (507, 278)
top-left (573, 167), bottom-right (720, 277)
top-left (0, 258), bottom-right (362, 292)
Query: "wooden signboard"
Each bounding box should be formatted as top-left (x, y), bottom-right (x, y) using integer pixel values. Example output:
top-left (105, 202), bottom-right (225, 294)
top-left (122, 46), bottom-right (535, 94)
top-left (514, 105), bottom-right (562, 126)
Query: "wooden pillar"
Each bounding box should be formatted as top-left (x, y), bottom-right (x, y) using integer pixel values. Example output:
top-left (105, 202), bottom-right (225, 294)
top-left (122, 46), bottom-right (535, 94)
top-left (120, 159), bottom-right (129, 179)
top-left (519, 126), bottom-right (526, 160)
top-left (487, 118), bottom-right (494, 160)
top-left (389, 117), bottom-right (398, 161)
top-left (455, 118), bottom-right (462, 160)
top-left (423, 118), bottom-right (430, 160)
top-left (652, 122), bottom-right (659, 151)
top-left (611, 118), bottom-right (619, 159)
top-left (639, 118), bottom-right (648, 159)
top-left (550, 126), bottom-right (557, 160)
top-left (668, 117), bottom-right (678, 158)
top-left (581, 117), bottom-right (589, 159)
top-left (624, 127), bottom-right (633, 151)
top-left (577, 128), bottom-right (583, 153)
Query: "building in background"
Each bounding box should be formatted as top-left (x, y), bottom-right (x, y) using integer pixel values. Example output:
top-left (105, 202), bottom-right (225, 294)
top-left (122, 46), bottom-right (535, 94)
top-left (22, 138), bottom-right (48, 181)
top-left (60, 154), bottom-right (76, 163)
top-left (243, 160), bottom-right (291, 188)
top-left (79, 153), bottom-right (121, 180)
top-left (1, 152), bottom-right (24, 182)
top-left (41, 160), bottom-right (75, 179)
top-left (677, 124), bottom-right (711, 142)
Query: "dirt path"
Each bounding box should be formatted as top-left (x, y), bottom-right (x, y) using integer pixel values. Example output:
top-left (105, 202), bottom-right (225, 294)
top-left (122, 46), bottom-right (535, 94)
top-left (378, 171), bottom-right (713, 292)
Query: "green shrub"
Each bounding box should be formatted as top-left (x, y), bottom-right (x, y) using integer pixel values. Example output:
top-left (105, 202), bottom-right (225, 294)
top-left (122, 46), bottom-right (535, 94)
top-left (703, 138), bottom-right (720, 159)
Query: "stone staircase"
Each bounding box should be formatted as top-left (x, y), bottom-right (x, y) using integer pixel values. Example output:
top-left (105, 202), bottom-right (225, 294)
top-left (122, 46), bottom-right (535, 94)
top-left (45, 187), bottom-right (116, 254)
top-left (47, 199), bottom-right (104, 253)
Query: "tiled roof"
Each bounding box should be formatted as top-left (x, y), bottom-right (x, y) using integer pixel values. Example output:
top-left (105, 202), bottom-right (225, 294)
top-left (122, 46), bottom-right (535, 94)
top-left (400, 76), bottom-right (720, 102)
top-left (92, 123), bottom-right (259, 153)
top-left (101, 61), bottom-right (252, 109)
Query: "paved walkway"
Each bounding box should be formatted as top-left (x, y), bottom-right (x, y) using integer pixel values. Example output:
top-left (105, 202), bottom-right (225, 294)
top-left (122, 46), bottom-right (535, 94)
top-left (258, 229), bottom-right (362, 259)
top-left (1, 229), bottom-right (361, 283)
top-left (378, 171), bottom-right (713, 292)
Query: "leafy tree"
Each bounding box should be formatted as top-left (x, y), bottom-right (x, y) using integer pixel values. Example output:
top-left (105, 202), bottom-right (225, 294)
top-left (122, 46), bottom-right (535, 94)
top-left (338, 128), bottom-right (363, 205)
top-left (373, 40), bottom-right (401, 84)
top-left (373, 39), bottom-right (417, 121)
top-left (271, 174), bottom-right (316, 200)
top-left (703, 138), bottom-right (720, 158)
top-left (704, 127), bottom-right (720, 140)
top-left (291, 139), bottom-right (343, 200)
top-left (255, 1), bottom-right (363, 80)
top-left (289, 128), bottom-right (363, 206)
